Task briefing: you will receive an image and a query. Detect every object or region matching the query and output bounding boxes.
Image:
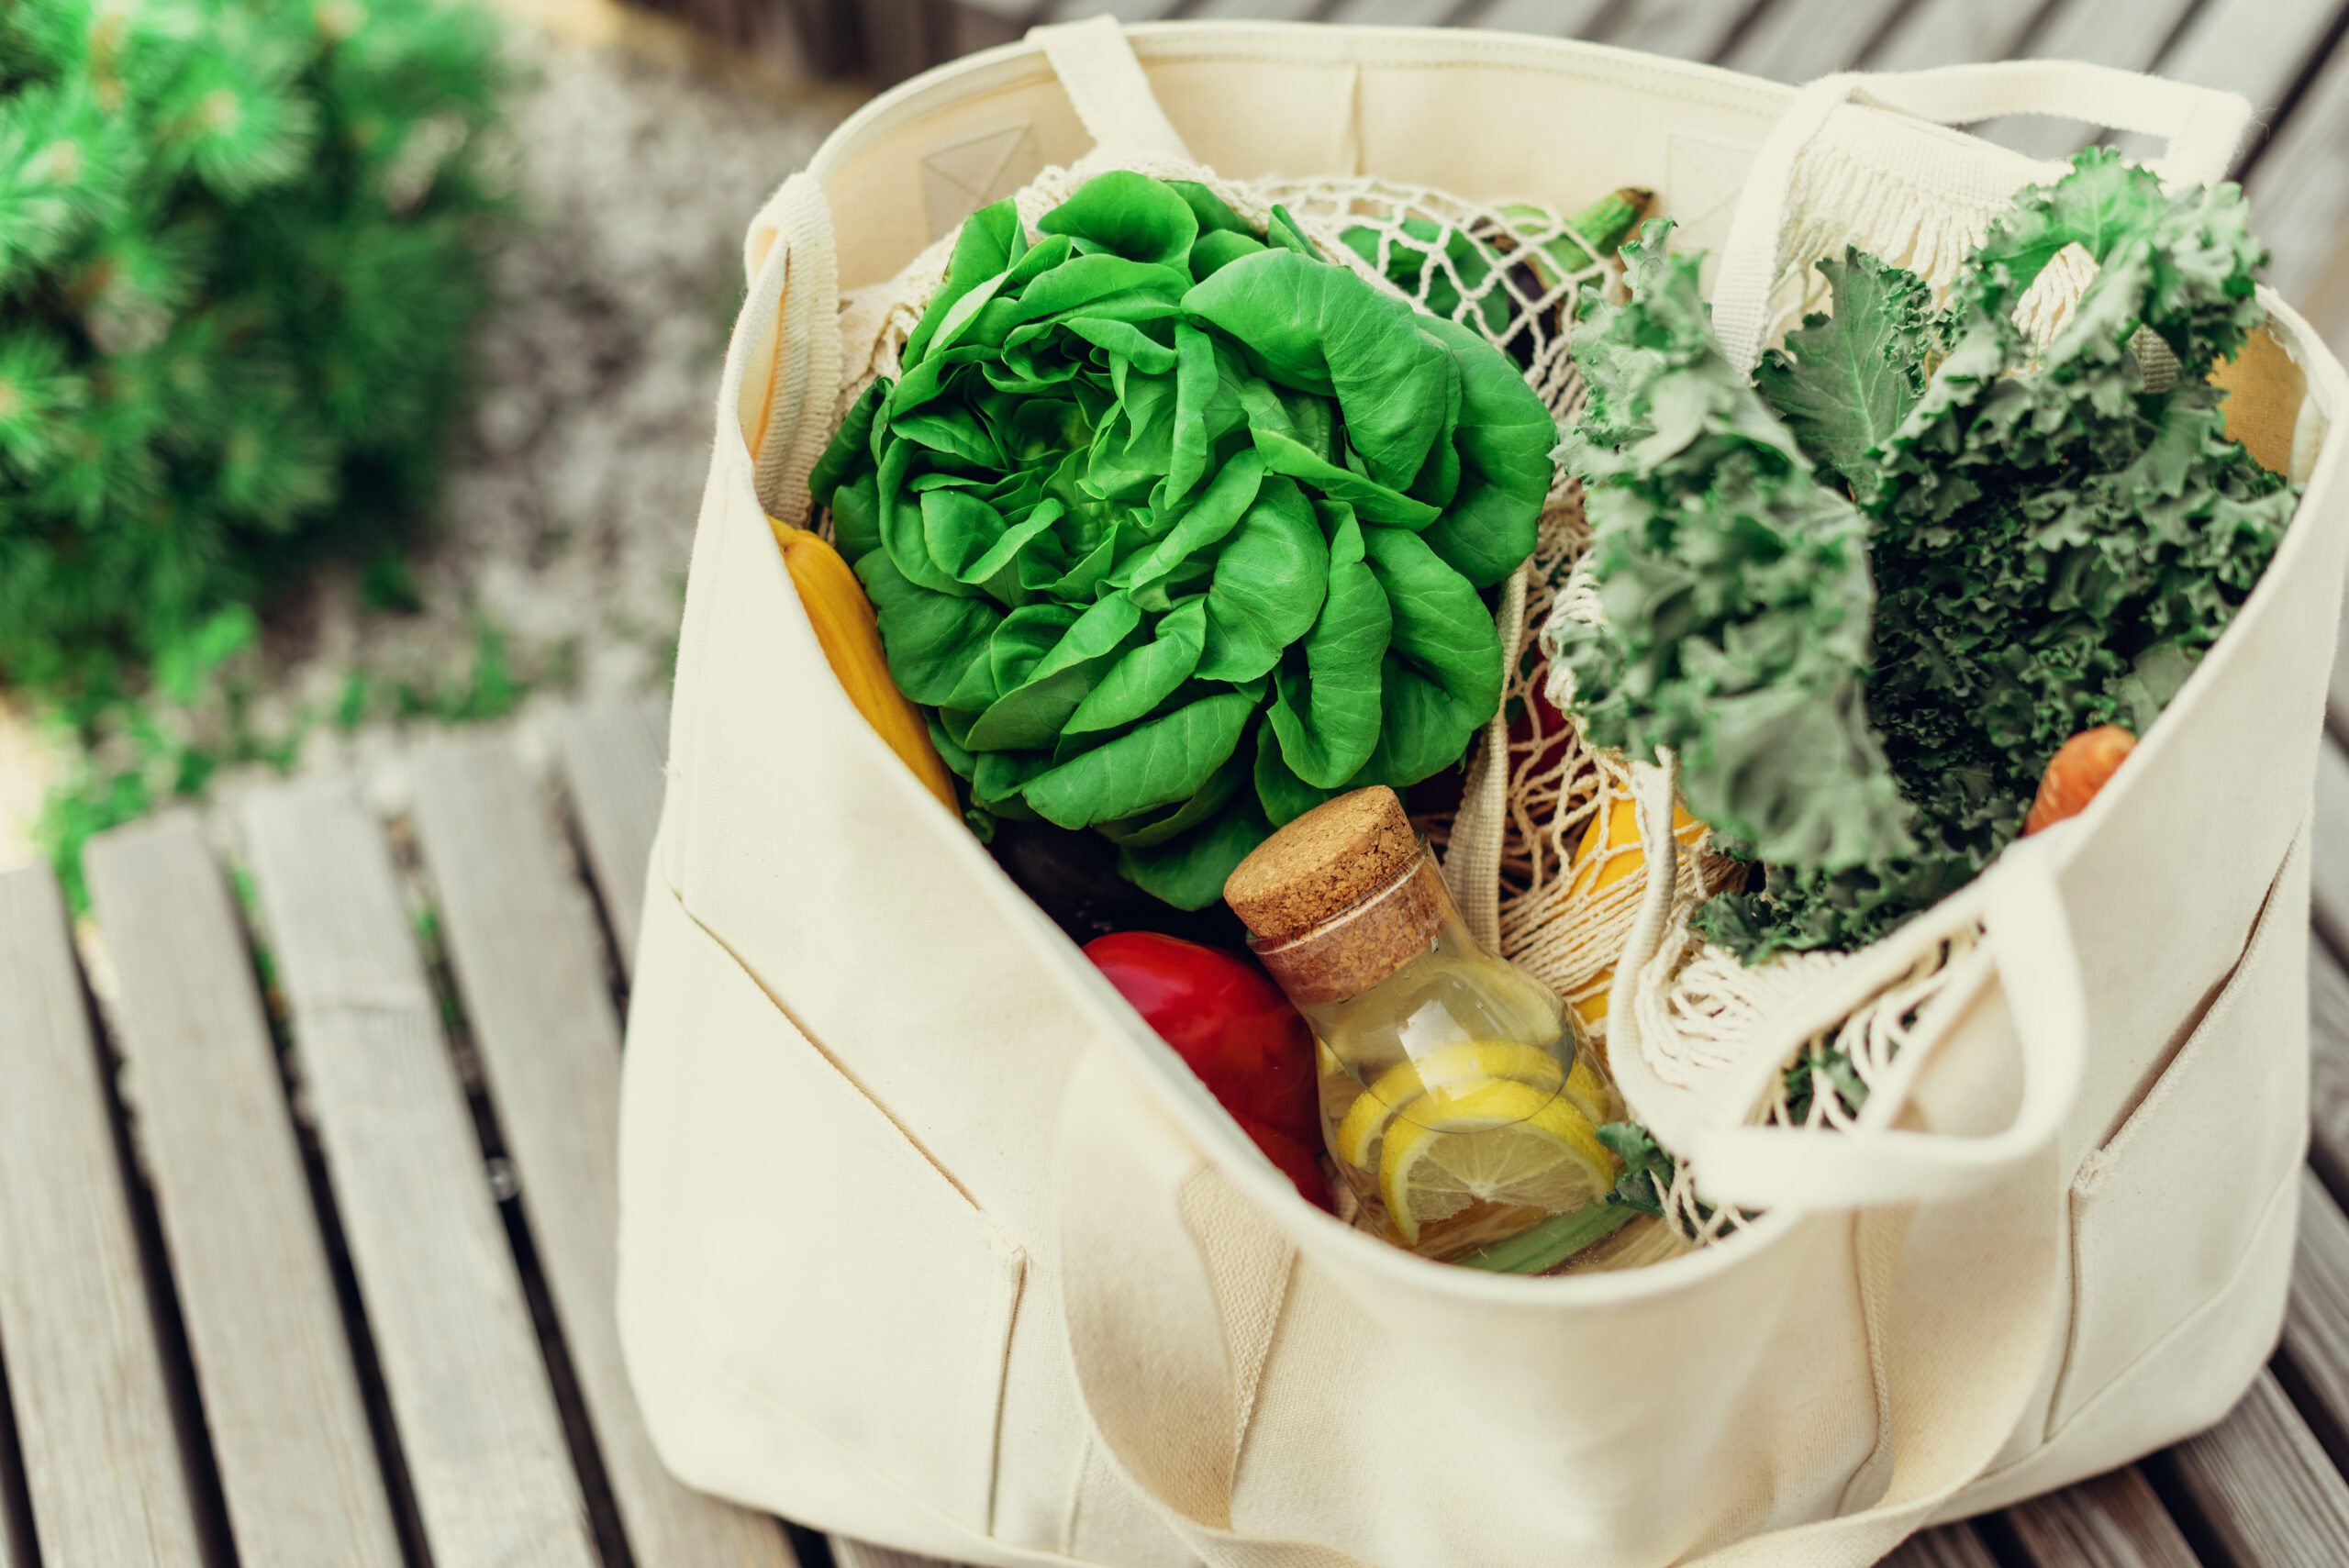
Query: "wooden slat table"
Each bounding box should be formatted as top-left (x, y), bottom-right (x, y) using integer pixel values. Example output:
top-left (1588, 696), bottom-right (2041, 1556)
top-left (5, 5), bottom-right (2349, 1565)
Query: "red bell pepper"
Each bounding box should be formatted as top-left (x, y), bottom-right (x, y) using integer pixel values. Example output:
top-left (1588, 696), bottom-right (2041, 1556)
top-left (1083, 931), bottom-right (1332, 1212)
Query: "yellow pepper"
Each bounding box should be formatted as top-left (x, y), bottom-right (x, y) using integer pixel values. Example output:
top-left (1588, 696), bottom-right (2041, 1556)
top-left (770, 517), bottom-right (960, 814)
top-left (1569, 795), bottom-right (1706, 1028)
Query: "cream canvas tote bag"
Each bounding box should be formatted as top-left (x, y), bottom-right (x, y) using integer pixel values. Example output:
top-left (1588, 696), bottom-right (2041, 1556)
top-left (615, 21), bottom-right (2349, 1568)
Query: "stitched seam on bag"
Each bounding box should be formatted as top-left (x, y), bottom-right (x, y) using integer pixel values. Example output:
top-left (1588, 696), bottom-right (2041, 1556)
top-left (2021, 1150), bottom-right (2301, 1462)
top-left (984, 1253), bottom-right (1030, 1543)
top-left (807, 37), bottom-right (1793, 189)
top-left (672, 883), bottom-right (1008, 1230)
top-left (706, 1340), bottom-right (1099, 1560)
top-left (2085, 828), bottom-right (2300, 1168)
top-left (1833, 1206), bottom-right (1906, 1516)
top-left (2043, 831), bottom-right (2304, 1436)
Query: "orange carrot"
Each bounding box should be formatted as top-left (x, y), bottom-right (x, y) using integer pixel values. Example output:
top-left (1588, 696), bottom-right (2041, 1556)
top-left (2023, 726), bottom-right (2135, 835)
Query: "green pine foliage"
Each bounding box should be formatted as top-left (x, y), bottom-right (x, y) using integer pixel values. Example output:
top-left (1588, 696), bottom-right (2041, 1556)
top-left (0, 0), bottom-right (507, 699)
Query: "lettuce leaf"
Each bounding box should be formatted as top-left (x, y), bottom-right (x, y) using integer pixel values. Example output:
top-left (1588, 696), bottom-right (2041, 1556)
top-left (810, 172), bottom-right (1553, 907)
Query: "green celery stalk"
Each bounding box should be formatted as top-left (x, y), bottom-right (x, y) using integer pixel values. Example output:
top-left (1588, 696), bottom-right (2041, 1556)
top-left (1454, 1201), bottom-right (1638, 1274)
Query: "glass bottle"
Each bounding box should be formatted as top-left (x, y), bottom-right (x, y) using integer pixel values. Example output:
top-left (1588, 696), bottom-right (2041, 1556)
top-left (1225, 786), bottom-right (1669, 1272)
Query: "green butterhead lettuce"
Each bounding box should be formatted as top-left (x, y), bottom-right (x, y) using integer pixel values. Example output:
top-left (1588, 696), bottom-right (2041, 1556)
top-left (811, 172), bottom-right (1554, 906)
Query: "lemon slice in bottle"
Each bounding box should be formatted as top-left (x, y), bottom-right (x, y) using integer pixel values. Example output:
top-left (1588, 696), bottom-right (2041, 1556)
top-left (1378, 1080), bottom-right (1620, 1246)
top-left (1563, 1057), bottom-right (1610, 1127)
top-left (1333, 1040), bottom-right (1564, 1170)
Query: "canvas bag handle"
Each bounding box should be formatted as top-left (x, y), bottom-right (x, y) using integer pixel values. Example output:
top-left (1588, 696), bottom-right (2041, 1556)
top-left (1057, 845), bottom-right (2066, 1568)
top-left (1032, 17), bottom-right (1195, 163)
top-left (736, 172), bottom-right (843, 527)
top-left (1605, 775), bottom-right (2087, 1210)
top-left (1709, 61), bottom-right (2254, 375)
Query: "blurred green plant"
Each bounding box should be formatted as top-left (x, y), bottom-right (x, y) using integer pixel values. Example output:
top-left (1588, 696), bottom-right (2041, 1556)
top-left (32, 603), bottom-right (297, 908)
top-left (0, 0), bottom-right (508, 702)
top-left (36, 606), bottom-right (535, 908)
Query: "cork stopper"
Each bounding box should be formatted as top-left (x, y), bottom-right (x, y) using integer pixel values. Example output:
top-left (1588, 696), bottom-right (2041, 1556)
top-left (1225, 787), bottom-right (1420, 944)
top-left (1226, 788), bottom-right (1451, 1006)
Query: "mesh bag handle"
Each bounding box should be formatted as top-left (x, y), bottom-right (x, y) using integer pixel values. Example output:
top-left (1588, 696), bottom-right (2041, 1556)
top-left (1710, 62), bottom-right (2254, 375)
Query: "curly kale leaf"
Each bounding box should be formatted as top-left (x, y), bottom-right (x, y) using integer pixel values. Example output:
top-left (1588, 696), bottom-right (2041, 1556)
top-left (1555, 222), bottom-right (1915, 872)
top-left (1752, 250), bottom-right (1939, 505)
top-left (1597, 1121), bottom-right (1673, 1216)
top-left (1713, 149), bottom-right (2297, 957)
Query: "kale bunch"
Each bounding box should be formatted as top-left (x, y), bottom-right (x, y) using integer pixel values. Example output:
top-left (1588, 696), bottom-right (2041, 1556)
top-left (1551, 226), bottom-right (1916, 874)
top-left (1564, 150), bottom-right (2299, 959)
top-left (811, 172), bottom-right (1554, 907)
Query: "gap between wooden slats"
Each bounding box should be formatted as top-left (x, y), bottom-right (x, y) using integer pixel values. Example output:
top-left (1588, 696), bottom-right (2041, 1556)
top-left (2243, 14), bottom-right (2349, 345)
top-left (1598, 0), bottom-right (1760, 61)
top-left (1320, 0), bottom-right (1464, 26)
top-left (240, 778), bottom-right (602, 1568)
top-left (1720, 0), bottom-right (1908, 83)
top-left (1041, 0), bottom-right (1185, 26)
top-left (1960, 0), bottom-right (2203, 161)
top-left (1184, 0), bottom-right (1325, 21)
top-left (1881, 1521), bottom-right (1998, 1568)
top-left (2001, 1466), bottom-right (2199, 1568)
top-left (2160, 1367), bottom-right (2349, 1565)
top-left (549, 714), bottom-right (892, 1568)
top-left (2312, 740), bottom-right (2349, 966)
top-left (83, 814), bottom-right (405, 1568)
top-left (0, 863), bottom-right (206, 1566)
top-left (2138, 0), bottom-right (2345, 170)
top-left (411, 736), bottom-right (797, 1568)
top-left (1865, 0), bottom-right (2055, 73)
top-left (2283, 1167), bottom-right (2349, 1465)
top-left (1462, 0), bottom-right (1614, 34)
top-left (558, 696), bottom-right (669, 975)
top-left (2311, 936), bottom-right (2349, 1195)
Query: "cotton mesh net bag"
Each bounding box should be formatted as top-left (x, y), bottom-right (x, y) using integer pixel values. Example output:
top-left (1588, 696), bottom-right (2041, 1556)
top-left (817, 98), bottom-right (2123, 1252)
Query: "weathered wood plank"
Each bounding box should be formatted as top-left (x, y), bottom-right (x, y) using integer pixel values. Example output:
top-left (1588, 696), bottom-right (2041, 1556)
top-left (2147, 0), bottom-right (2342, 154)
top-left (1881, 1521), bottom-right (1998, 1568)
top-left (946, 0), bottom-right (1035, 58)
top-left (2006, 1465), bottom-right (2199, 1568)
top-left (1042, 0), bottom-right (1184, 22)
top-left (1183, 0), bottom-right (1324, 18)
top-left (2244, 29), bottom-right (2349, 326)
top-left (2330, 619), bottom-right (2349, 746)
top-left (1322, 0), bottom-right (1461, 24)
top-left (240, 777), bottom-right (600, 1568)
top-left (1464, 0), bottom-right (1613, 33)
top-left (1721, 0), bottom-right (1906, 83)
top-left (2311, 937), bottom-right (2349, 1194)
top-left (2166, 1367), bottom-right (2349, 1565)
top-left (1970, 0), bottom-right (2204, 162)
top-left (411, 737), bottom-right (797, 1568)
top-left (1865, 0), bottom-right (2047, 72)
top-left (83, 814), bottom-right (403, 1568)
top-left (1599, 0), bottom-right (1756, 62)
top-left (2312, 740), bottom-right (2349, 963)
top-left (0, 862), bottom-right (205, 1567)
top-left (555, 695), bottom-right (668, 973)
top-left (2284, 1166), bottom-right (2349, 1456)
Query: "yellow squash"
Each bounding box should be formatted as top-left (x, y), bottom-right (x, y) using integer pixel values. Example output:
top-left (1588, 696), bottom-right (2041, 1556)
top-left (770, 517), bottom-right (961, 814)
top-left (1568, 795), bottom-right (1706, 1029)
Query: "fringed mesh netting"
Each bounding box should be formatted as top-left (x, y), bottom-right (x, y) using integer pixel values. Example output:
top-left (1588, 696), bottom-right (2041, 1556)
top-left (829, 138), bottom-right (2063, 1251)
